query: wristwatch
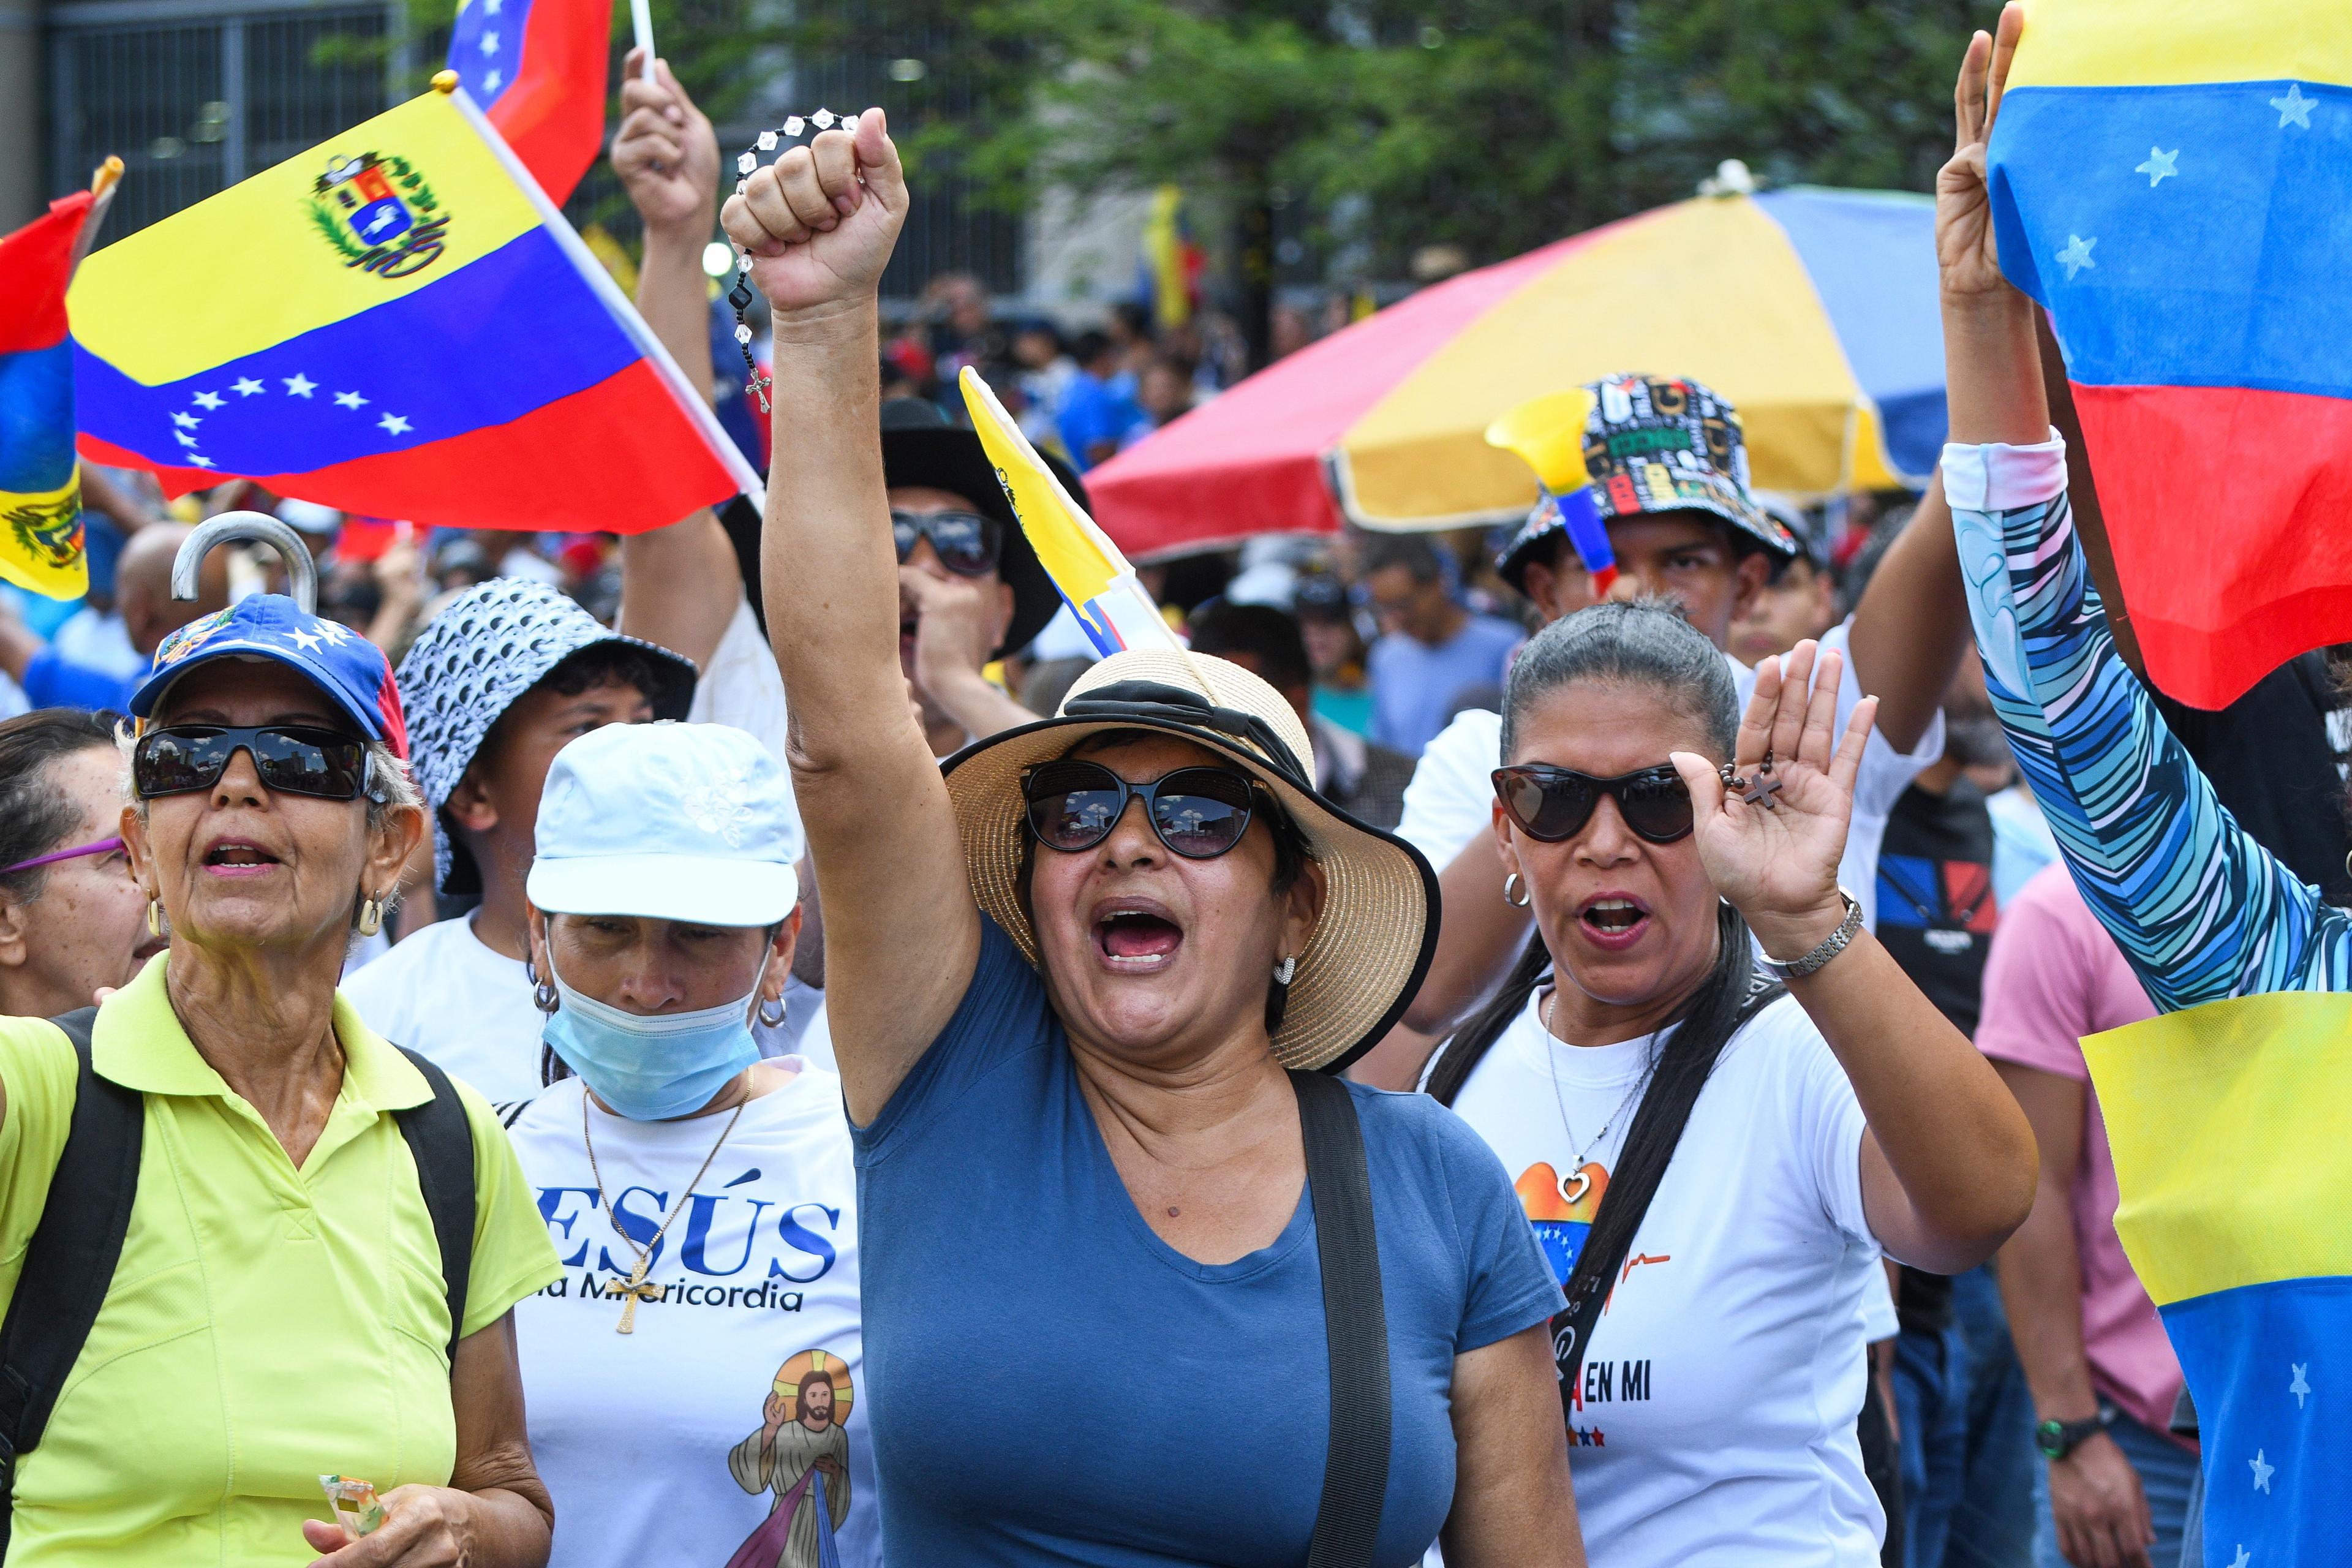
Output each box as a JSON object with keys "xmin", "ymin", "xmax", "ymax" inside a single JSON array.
[
  {"xmin": 2036, "ymin": 1412, "xmax": 2111, "ymax": 1461},
  {"xmin": 1756, "ymin": 889, "xmax": 1864, "ymax": 982}
]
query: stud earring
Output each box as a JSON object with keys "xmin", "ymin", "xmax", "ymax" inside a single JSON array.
[
  {"xmin": 1504, "ymin": 873, "xmax": 1531, "ymax": 908},
  {"xmin": 1273, "ymin": 955, "xmax": 1297, "ymax": 986}
]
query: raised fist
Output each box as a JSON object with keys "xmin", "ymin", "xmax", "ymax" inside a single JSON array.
[{"xmin": 720, "ymin": 110, "xmax": 909, "ymax": 322}]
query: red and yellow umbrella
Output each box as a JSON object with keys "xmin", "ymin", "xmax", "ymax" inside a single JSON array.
[{"xmin": 1088, "ymin": 186, "xmax": 1945, "ymax": 558}]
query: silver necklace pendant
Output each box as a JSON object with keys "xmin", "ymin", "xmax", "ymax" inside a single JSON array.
[{"xmin": 1558, "ymin": 1166, "xmax": 1593, "ymax": 1205}]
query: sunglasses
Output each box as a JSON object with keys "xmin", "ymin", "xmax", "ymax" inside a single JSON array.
[
  {"xmin": 1492, "ymin": 763, "xmax": 1696, "ymax": 845},
  {"xmin": 1022, "ymin": 761, "xmax": 1265, "ymax": 860},
  {"xmin": 892, "ymin": 509, "xmax": 1003, "ymax": 578},
  {"xmin": 132, "ymin": 725, "xmax": 374, "ymax": 802}
]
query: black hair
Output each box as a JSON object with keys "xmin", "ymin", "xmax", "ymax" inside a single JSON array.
[
  {"xmin": 1014, "ymin": 728, "xmax": 1313, "ymax": 1035},
  {"xmin": 1112, "ymin": 301, "xmax": 1153, "ymax": 341},
  {"xmin": 1186, "ymin": 601, "xmax": 1313, "ymax": 694},
  {"xmin": 1071, "ymin": 329, "xmax": 1116, "ymax": 369},
  {"xmin": 471, "ymin": 642, "xmax": 666, "ymax": 791},
  {"xmin": 0, "ymin": 709, "xmax": 124, "ymax": 902},
  {"xmin": 1424, "ymin": 602, "xmax": 1772, "ymax": 1299},
  {"xmin": 1360, "ymin": 533, "xmax": 1444, "ymax": 584}
]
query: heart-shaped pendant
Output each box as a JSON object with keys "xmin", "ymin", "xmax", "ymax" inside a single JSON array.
[{"xmin": 1558, "ymin": 1167, "xmax": 1591, "ymax": 1206}]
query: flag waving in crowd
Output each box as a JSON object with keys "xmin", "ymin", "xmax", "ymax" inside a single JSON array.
[
  {"xmin": 1988, "ymin": 1, "xmax": 2352, "ymax": 707},
  {"xmin": 445, "ymin": 0, "xmax": 612, "ymax": 205},
  {"xmin": 68, "ymin": 75, "xmax": 757, "ymax": 536},
  {"xmin": 0, "ymin": 173, "xmax": 114, "ymax": 599}
]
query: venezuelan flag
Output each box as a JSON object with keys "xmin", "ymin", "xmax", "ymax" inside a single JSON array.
[
  {"xmin": 0, "ymin": 189, "xmax": 106, "ymax": 598},
  {"xmin": 70, "ymin": 81, "xmax": 756, "ymax": 535},
  {"xmin": 447, "ymin": 0, "xmax": 611, "ymax": 205},
  {"xmin": 1988, "ymin": 4, "xmax": 2352, "ymax": 709},
  {"xmin": 958, "ymin": 366, "xmax": 1177, "ymax": 658},
  {"xmin": 2083, "ymin": 993, "xmax": 2352, "ymax": 1561}
]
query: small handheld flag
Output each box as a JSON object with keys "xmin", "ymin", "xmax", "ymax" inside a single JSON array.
[
  {"xmin": 1485, "ymin": 389, "xmax": 1617, "ymax": 596},
  {"xmin": 70, "ymin": 80, "xmax": 759, "ymax": 535},
  {"xmin": 959, "ymin": 366, "xmax": 1178, "ymax": 658},
  {"xmin": 0, "ymin": 161, "xmax": 119, "ymax": 600},
  {"xmin": 447, "ymin": 0, "xmax": 611, "ymax": 205}
]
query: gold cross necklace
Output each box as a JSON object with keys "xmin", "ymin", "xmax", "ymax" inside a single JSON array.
[{"xmin": 582, "ymin": 1083, "xmax": 747, "ymax": 1333}]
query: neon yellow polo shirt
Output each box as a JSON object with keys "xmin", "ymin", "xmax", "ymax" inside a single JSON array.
[{"xmin": 0, "ymin": 955, "xmax": 561, "ymax": 1564}]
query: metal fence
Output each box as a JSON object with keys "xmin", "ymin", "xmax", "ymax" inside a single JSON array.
[{"xmin": 48, "ymin": 1, "xmax": 393, "ymax": 239}]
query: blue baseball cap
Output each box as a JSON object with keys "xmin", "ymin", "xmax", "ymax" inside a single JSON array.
[
  {"xmin": 130, "ymin": 594, "xmax": 409, "ymax": 757},
  {"xmin": 526, "ymin": 722, "xmax": 801, "ymax": 927}
]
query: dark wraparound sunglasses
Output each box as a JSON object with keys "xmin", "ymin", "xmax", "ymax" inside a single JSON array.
[
  {"xmin": 133, "ymin": 725, "xmax": 374, "ymax": 802},
  {"xmin": 892, "ymin": 509, "xmax": 1003, "ymax": 578},
  {"xmin": 1022, "ymin": 760, "xmax": 1267, "ymax": 860},
  {"xmin": 1493, "ymin": 763, "xmax": 1696, "ymax": 845}
]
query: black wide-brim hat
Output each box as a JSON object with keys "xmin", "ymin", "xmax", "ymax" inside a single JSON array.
[{"xmin": 880, "ymin": 397, "xmax": 1074, "ymax": 658}]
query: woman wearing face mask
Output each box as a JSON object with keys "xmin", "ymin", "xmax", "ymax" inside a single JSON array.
[
  {"xmin": 499, "ymin": 720, "xmax": 877, "ymax": 1568},
  {"xmin": 1422, "ymin": 606, "xmax": 2036, "ymax": 1565}
]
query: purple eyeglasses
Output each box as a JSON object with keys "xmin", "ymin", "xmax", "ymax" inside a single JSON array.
[{"xmin": 0, "ymin": 837, "xmax": 126, "ymax": 878}]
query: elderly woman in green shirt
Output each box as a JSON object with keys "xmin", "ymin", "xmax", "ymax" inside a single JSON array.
[{"xmin": 0, "ymin": 593, "xmax": 560, "ymax": 1567}]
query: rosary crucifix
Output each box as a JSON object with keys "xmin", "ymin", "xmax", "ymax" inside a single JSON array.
[{"xmin": 1725, "ymin": 749, "xmax": 1782, "ymax": 809}]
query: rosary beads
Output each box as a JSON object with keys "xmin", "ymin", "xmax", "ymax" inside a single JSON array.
[{"xmin": 725, "ymin": 110, "xmax": 859, "ymax": 413}]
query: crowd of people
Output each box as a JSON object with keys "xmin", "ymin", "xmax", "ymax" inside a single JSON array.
[{"xmin": 0, "ymin": 7, "xmax": 2338, "ymax": 1566}]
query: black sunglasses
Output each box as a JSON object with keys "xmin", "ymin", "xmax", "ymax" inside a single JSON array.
[
  {"xmin": 892, "ymin": 509, "xmax": 1003, "ymax": 578},
  {"xmin": 1022, "ymin": 760, "xmax": 1265, "ymax": 860},
  {"xmin": 132, "ymin": 725, "xmax": 374, "ymax": 802},
  {"xmin": 1492, "ymin": 763, "xmax": 1695, "ymax": 845}
]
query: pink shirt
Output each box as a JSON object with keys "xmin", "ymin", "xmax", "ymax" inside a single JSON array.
[{"xmin": 1976, "ymin": 863, "xmax": 2185, "ymax": 1441}]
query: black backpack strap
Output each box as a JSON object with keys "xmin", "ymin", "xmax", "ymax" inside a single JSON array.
[
  {"xmin": 393, "ymin": 1049, "xmax": 475, "ymax": 1365},
  {"xmin": 0, "ymin": 1009, "xmax": 143, "ymax": 1560},
  {"xmin": 1291, "ymin": 1069, "xmax": 1390, "ymax": 1568}
]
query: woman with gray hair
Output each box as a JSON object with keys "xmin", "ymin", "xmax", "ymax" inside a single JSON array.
[
  {"xmin": 1422, "ymin": 603, "xmax": 2036, "ymax": 1565},
  {"xmin": 0, "ymin": 589, "xmax": 560, "ymax": 1567}
]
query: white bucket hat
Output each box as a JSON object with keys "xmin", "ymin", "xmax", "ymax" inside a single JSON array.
[{"xmin": 528, "ymin": 722, "xmax": 801, "ymax": 925}]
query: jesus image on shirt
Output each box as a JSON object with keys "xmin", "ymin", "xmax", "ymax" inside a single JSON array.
[{"xmin": 725, "ymin": 1350, "xmax": 852, "ymax": 1568}]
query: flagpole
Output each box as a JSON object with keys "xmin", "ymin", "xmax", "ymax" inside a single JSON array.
[
  {"xmin": 631, "ymin": 0, "xmax": 656, "ymax": 78},
  {"xmin": 434, "ymin": 74, "xmax": 769, "ymax": 513}
]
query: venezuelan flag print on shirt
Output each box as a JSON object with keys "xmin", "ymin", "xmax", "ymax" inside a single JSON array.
[
  {"xmin": 446, "ymin": 0, "xmax": 611, "ymax": 205},
  {"xmin": 2082, "ymin": 993, "xmax": 2352, "ymax": 1566},
  {"xmin": 0, "ymin": 190, "xmax": 99, "ymax": 598},
  {"xmin": 69, "ymin": 86, "xmax": 755, "ymax": 535},
  {"xmin": 1986, "ymin": 4, "xmax": 2352, "ymax": 709}
]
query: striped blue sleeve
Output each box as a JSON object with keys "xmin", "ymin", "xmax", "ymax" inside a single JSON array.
[{"xmin": 1946, "ymin": 437, "xmax": 2352, "ymax": 1008}]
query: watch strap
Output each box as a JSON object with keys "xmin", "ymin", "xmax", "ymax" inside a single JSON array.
[{"xmin": 2037, "ymin": 1412, "xmax": 2109, "ymax": 1460}]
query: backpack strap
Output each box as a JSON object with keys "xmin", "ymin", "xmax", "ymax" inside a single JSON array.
[
  {"xmin": 0, "ymin": 1009, "xmax": 143, "ymax": 1561},
  {"xmin": 392, "ymin": 1048, "xmax": 475, "ymax": 1365},
  {"xmin": 1291, "ymin": 1069, "xmax": 1390, "ymax": 1568}
]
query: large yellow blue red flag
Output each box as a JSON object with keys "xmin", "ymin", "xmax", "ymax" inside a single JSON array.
[
  {"xmin": 69, "ymin": 78, "xmax": 758, "ymax": 533},
  {"xmin": 2083, "ymin": 992, "xmax": 2352, "ymax": 1562},
  {"xmin": 445, "ymin": 0, "xmax": 611, "ymax": 205},
  {"xmin": 1988, "ymin": 3, "xmax": 2352, "ymax": 708},
  {"xmin": 958, "ymin": 366, "xmax": 1177, "ymax": 657},
  {"xmin": 0, "ymin": 190, "xmax": 102, "ymax": 597}
]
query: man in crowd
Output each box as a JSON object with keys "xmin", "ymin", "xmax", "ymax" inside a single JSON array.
[
  {"xmin": 1057, "ymin": 329, "xmax": 1147, "ymax": 470},
  {"xmin": 1359, "ymin": 533, "xmax": 1521, "ymax": 758},
  {"xmin": 1186, "ymin": 599, "xmax": 1415, "ymax": 829},
  {"xmin": 0, "ymin": 522, "xmax": 229, "ymax": 712}
]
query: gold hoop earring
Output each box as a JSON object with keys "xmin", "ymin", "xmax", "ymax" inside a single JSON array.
[
  {"xmin": 146, "ymin": 898, "xmax": 163, "ymax": 938},
  {"xmin": 356, "ymin": 895, "xmax": 383, "ymax": 937},
  {"xmin": 1503, "ymin": 873, "xmax": 1531, "ymax": 909}
]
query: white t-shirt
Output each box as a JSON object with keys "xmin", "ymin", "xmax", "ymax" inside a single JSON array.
[
  {"xmin": 1393, "ymin": 619, "xmax": 1940, "ymax": 931},
  {"xmin": 505, "ymin": 1071, "xmax": 878, "ymax": 1568},
  {"xmin": 1438, "ymin": 991, "xmax": 1883, "ymax": 1566},
  {"xmin": 688, "ymin": 598, "xmax": 796, "ymax": 779},
  {"xmin": 340, "ymin": 913, "xmax": 543, "ymax": 1101}
]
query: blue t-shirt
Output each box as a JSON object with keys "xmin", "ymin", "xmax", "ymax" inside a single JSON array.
[
  {"xmin": 19, "ymin": 646, "xmax": 134, "ymax": 714},
  {"xmin": 1057, "ymin": 374, "xmax": 1147, "ymax": 471},
  {"xmin": 1366, "ymin": 615, "xmax": 1523, "ymax": 757},
  {"xmin": 852, "ymin": 919, "xmax": 1559, "ymax": 1567}
]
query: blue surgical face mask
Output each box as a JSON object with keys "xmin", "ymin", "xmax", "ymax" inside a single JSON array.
[{"xmin": 540, "ymin": 946, "xmax": 764, "ymax": 1121}]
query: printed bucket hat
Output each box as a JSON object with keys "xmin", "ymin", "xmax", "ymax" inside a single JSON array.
[
  {"xmin": 398, "ymin": 578, "xmax": 696, "ymax": 894},
  {"xmin": 1579, "ymin": 374, "xmax": 1797, "ymax": 558}
]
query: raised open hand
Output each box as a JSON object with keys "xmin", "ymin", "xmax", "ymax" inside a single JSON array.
[
  {"xmin": 613, "ymin": 51, "xmax": 719, "ymax": 239},
  {"xmin": 720, "ymin": 110, "xmax": 909, "ymax": 323},
  {"xmin": 1668, "ymin": 640, "xmax": 1875, "ymax": 960},
  {"xmin": 1936, "ymin": 1, "xmax": 2024, "ymax": 301}
]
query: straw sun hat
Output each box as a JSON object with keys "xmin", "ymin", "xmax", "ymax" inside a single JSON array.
[{"xmin": 941, "ymin": 646, "xmax": 1438, "ymax": 1074}]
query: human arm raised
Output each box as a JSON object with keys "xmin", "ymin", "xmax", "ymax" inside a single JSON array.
[
  {"xmin": 299, "ymin": 1313, "xmax": 552, "ymax": 1567},
  {"xmin": 722, "ymin": 114, "xmax": 979, "ymax": 1124},
  {"xmin": 611, "ymin": 49, "xmax": 746, "ymax": 673},
  {"xmin": 1670, "ymin": 641, "xmax": 2037, "ymax": 1272}
]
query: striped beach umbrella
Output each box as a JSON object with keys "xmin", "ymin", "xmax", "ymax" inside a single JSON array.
[{"xmin": 1088, "ymin": 185, "xmax": 1944, "ymax": 559}]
